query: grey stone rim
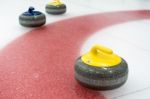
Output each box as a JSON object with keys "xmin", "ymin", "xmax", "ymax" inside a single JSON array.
[
  {"xmin": 19, "ymin": 19, "xmax": 46, "ymax": 27},
  {"xmin": 45, "ymin": 4, "xmax": 66, "ymax": 14},
  {"xmin": 46, "ymin": 8, "xmax": 66, "ymax": 14},
  {"xmin": 74, "ymin": 57, "xmax": 128, "ymax": 90},
  {"xmin": 19, "ymin": 14, "xmax": 46, "ymax": 27},
  {"xmin": 75, "ymin": 72, "xmax": 128, "ymax": 90}
]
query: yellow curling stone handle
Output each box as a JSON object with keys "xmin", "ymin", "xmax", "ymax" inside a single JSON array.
[
  {"xmin": 48, "ymin": 0, "xmax": 63, "ymax": 6},
  {"xmin": 81, "ymin": 45, "xmax": 121, "ymax": 67}
]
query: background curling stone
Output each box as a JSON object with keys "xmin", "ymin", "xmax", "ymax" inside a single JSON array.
[
  {"xmin": 19, "ymin": 7, "xmax": 46, "ymax": 27},
  {"xmin": 45, "ymin": 0, "xmax": 66, "ymax": 15},
  {"xmin": 75, "ymin": 45, "xmax": 128, "ymax": 90}
]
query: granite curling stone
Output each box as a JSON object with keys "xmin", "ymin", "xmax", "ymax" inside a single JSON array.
[
  {"xmin": 45, "ymin": 0, "xmax": 66, "ymax": 15},
  {"xmin": 19, "ymin": 7, "xmax": 46, "ymax": 27},
  {"xmin": 75, "ymin": 45, "xmax": 128, "ymax": 90}
]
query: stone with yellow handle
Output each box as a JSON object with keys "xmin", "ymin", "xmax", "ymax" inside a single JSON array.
[
  {"xmin": 74, "ymin": 44, "xmax": 128, "ymax": 90},
  {"xmin": 45, "ymin": 0, "xmax": 66, "ymax": 15}
]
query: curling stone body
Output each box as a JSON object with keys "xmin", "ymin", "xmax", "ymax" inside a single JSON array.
[
  {"xmin": 74, "ymin": 45, "xmax": 128, "ymax": 90},
  {"xmin": 19, "ymin": 7, "xmax": 46, "ymax": 27},
  {"xmin": 45, "ymin": 0, "xmax": 66, "ymax": 15}
]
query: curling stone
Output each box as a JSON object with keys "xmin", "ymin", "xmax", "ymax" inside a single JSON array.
[
  {"xmin": 19, "ymin": 7, "xmax": 46, "ymax": 27},
  {"xmin": 74, "ymin": 45, "xmax": 128, "ymax": 90},
  {"xmin": 45, "ymin": 0, "xmax": 66, "ymax": 15}
]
